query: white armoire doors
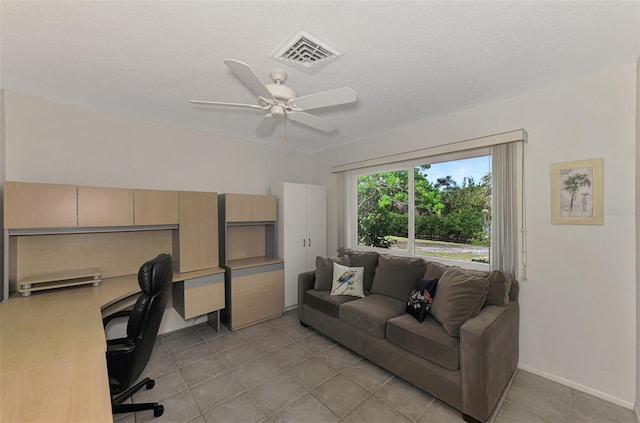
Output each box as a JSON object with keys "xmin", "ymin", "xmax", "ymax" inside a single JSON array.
[{"xmin": 271, "ymin": 183, "xmax": 326, "ymax": 308}]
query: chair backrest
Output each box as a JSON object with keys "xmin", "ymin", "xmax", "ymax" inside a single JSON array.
[{"xmin": 120, "ymin": 253, "xmax": 173, "ymax": 388}]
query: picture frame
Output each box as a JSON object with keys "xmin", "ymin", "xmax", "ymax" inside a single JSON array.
[{"xmin": 551, "ymin": 158, "xmax": 603, "ymax": 225}]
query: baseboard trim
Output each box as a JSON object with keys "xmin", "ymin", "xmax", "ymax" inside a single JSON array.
[
  {"xmin": 517, "ymin": 364, "xmax": 634, "ymax": 410},
  {"xmin": 634, "ymin": 405, "xmax": 639, "ymax": 423}
]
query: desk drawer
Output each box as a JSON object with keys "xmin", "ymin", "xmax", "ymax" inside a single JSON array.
[{"xmin": 173, "ymin": 274, "xmax": 225, "ymax": 320}]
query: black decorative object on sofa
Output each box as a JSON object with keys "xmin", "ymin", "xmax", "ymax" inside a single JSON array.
[{"xmin": 406, "ymin": 277, "xmax": 438, "ymax": 322}]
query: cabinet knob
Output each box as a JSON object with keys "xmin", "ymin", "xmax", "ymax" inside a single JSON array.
[
  {"xmin": 308, "ymin": 238, "xmax": 311, "ymax": 247},
  {"xmin": 303, "ymin": 238, "xmax": 306, "ymax": 247}
]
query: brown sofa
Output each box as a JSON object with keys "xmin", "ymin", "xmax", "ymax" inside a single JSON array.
[{"xmin": 297, "ymin": 249, "xmax": 519, "ymax": 423}]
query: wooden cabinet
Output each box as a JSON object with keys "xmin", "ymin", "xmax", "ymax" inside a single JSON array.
[
  {"xmin": 4, "ymin": 182, "xmax": 77, "ymax": 228},
  {"xmin": 173, "ymin": 272, "xmax": 225, "ymax": 320},
  {"xmin": 219, "ymin": 193, "xmax": 283, "ymax": 330},
  {"xmin": 224, "ymin": 193, "xmax": 277, "ymax": 222},
  {"xmin": 134, "ymin": 189, "xmax": 179, "ymax": 225},
  {"xmin": 224, "ymin": 262, "xmax": 284, "ymax": 330},
  {"xmin": 174, "ymin": 191, "xmax": 218, "ymax": 273},
  {"xmin": 271, "ymin": 183, "xmax": 326, "ymax": 308},
  {"xmin": 78, "ymin": 186, "xmax": 133, "ymax": 227}
]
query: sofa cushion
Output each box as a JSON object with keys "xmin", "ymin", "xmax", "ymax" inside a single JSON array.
[
  {"xmin": 337, "ymin": 248, "xmax": 379, "ymax": 291},
  {"xmin": 304, "ymin": 289, "xmax": 361, "ymax": 318},
  {"xmin": 339, "ymin": 294, "xmax": 406, "ymax": 338},
  {"xmin": 387, "ymin": 314, "xmax": 461, "ymax": 370},
  {"xmin": 370, "ymin": 254, "xmax": 426, "ymax": 302},
  {"xmin": 331, "ymin": 262, "xmax": 365, "ymax": 297},
  {"xmin": 406, "ymin": 277, "xmax": 438, "ymax": 323},
  {"xmin": 315, "ymin": 256, "xmax": 351, "ymax": 291},
  {"xmin": 425, "ymin": 261, "xmax": 512, "ymax": 306},
  {"xmin": 430, "ymin": 267, "xmax": 490, "ymax": 337}
]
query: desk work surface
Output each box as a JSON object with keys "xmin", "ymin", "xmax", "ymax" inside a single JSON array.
[{"xmin": 0, "ymin": 267, "xmax": 223, "ymax": 423}]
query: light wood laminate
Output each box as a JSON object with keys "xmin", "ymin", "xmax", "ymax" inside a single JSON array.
[
  {"xmin": 176, "ymin": 191, "xmax": 218, "ymax": 272},
  {"xmin": 225, "ymin": 193, "xmax": 253, "ymax": 222},
  {"xmin": 182, "ymin": 282, "xmax": 225, "ymax": 320},
  {"xmin": 227, "ymin": 225, "xmax": 266, "ymax": 260},
  {"xmin": 4, "ymin": 181, "xmax": 78, "ymax": 228},
  {"xmin": 11, "ymin": 230, "xmax": 172, "ymax": 291},
  {"xmin": 134, "ymin": 189, "xmax": 179, "ymax": 225},
  {"xmin": 77, "ymin": 186, "xmax": 134, "ymax": 227},
  {"xmin": 231, "ymin": 269, "xmax": 284, "ymax": 330},
  {"xmin": 227, "ymin": 256, "xmax": 284, "ymax": 270},
  {"xmin": 252, "ymin": 195, "xmax": 277, "ymax": 221}
]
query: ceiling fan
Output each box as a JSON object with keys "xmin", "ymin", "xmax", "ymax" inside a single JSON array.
[{"xmin": 190, "ymin": 59, "xmax": 357, "ymax": 134}]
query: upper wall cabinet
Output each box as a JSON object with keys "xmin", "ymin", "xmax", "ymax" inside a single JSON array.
[
  {"xmin": 225, "ymin": 194, "xmax": 277, "ymax": 222},
  {"xmin": 175, "ymin": 191, "xmax": 218, "ymax": 273},
  {"xmin": 134, "ymin": 189, "xmax": 179, "ymax": 226},
  {"xmin": 78, "ymin": 186, "xmax": 134, "ymax": 227},
  {"xmin": 4, "ymin": 182, "xmax": 78, "ymax": 229}
]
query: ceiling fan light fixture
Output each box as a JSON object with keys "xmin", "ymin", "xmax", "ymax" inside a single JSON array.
[
  {"xmin": 270, "ymin": 105, "xmax": 285, "ymax": 118},
  {"xmin": 272, "ymin": 27, "xmax": 343, "ymax": 75}
]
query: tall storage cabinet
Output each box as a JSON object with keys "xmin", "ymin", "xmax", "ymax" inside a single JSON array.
[
  {"xmin": 271, "ymin": 183, "xmax": 326, "ymax": 308},
  {"xmin": 219, "ymin": 194, "xmax": 284, "ymax": 331}
]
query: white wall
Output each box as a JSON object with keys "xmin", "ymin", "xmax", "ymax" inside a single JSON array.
[
  {"xmin": 1, "ymin": 90, "xmax": 6, "ymax": 301},
  {"xmin": 4, "ymin": 91, "xmax": 310, "ymax": 194},
  {"xmin": 311, "ymin": 63, "xmax": 637, "ymax": 406},
  {"xmin": 3, "ymin": 90, "xmax": 312, "ymax": 333}
]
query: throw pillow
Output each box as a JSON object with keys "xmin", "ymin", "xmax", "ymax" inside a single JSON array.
[
  {"xmin": 337, "ymin": 247, "xmax": 379, "ymax": 291},
  {"xmin": 406, "ymin": 278, "xmax": 438, "ymax": 322},
  {"xmin": 315, "ymin": 256, "xmax": 351, "ymax": 291},
  {"xmin": 430, "ymin": 267, "xmax": 490, "ymax": 337},
  {"xmin": 370, "ymin": 254, "xmax": 426, "ymax": 302},
  {"xmin": 331, "ymin": 262, "xmax": 365, "ymax": 297}
]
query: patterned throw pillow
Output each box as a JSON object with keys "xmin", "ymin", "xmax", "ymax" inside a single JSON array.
[
  {"xmin": 331, "ymin": 262, "xmax": 365, "ymax": 297},
  {"xmin": 406, "ymin": 278, "xmax": 439, "ymax": 322}
]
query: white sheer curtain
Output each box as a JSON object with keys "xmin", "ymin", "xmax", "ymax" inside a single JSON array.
[{"xmin": 491, "ymin": 142, "xmax": 519, "ymax": 277}]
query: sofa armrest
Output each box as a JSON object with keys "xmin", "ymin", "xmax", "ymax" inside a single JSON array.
[
  {"xmin": 297, "ymin": 270, "xmax": 316, "ymax": 322},
  {"xmin": 460, "ymin": 301, "xmax": 519, "ymax": 422}
]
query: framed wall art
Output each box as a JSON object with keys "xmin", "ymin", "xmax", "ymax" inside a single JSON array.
[{"xmin": 551, "ymin": 158, "xmax": 603, "ymax": 225}]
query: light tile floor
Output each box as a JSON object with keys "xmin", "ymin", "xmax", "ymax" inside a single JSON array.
[{"xmin": 113, "ymin": 311, "xmax": 635, "ymax": 423}]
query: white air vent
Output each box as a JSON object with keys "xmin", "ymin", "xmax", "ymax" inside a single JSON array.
[{"xmin": 272, "ymin": 29, "xmax": 343, "ymax": 75}]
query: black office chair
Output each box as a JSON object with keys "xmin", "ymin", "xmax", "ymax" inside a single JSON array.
[{"xmin": 103, "ymin": 253, "xmax": 173, "ymax": 418}]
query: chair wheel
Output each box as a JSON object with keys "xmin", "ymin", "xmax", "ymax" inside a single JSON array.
[
  {"xmin": 154, "ymin": 405, "xmax": 164, "ymax": 417},
  {"xmin": 145, "ymin": 379, "xmax": 155, "ymax": 390}
]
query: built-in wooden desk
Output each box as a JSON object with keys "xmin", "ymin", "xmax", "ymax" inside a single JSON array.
[{"xmin": 0, "ymin": 268, "xmax": 223, "ymax": 423}]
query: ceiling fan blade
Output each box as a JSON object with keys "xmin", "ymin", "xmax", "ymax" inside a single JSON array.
[
  {"xmin": 289, "ymin": 112, "xmax": 338, "ymax": 133},
  {"xmin": 189, "ymin": 100, "xmax": 265, "ymax": 110},
  {"xmin": 290, "ymin": 87, "xmax": 357, "ymax": 111},
  {"xmin": 224, "ymin": 59, "xmax": 273, "ymax": 100},
  {"xmin": 256, "ymin": 114, "xmax": 279, "ymax": 134}
]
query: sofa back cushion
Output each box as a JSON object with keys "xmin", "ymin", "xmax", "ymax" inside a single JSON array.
[
  {"xmin": 315, "ymin": 256, "xmax": 351, "ymax": 291},
  {"xmin": 425, "ymin": 261, "xmax": 513, "ymax": 306},
  {"xmin": 370, "ymin": 254, "xmax": 426, "ymax": 302},
  {"xmin": 337, "ymin": 248, "xmax": 379, "ymax": 291},
  {"xmin": 430, "ymin": 266, "xmax": 490, "ymax": 337}
]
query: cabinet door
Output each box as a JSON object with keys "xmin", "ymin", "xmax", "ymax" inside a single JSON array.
[
  {"xmin": 4, "ymin": 182, "xmax": 77, "ymax": 228},
  {"xmin": 252, "ymin": 195, "xmax": 277, "ymax": 221},
  {"xmin": 177, "ymin": 191, "xmax": 218, "ymax": 272},
  {"xmin": 231, "ymin": 269, "xmax": 283, "ymax": 330},
  {"xmin": 225, "ymin": 194, "xmax": 253, "ymax": 222},
  {"xmin": 282, "ymin": 183, "xmax": 308, "ymax": 308},
  {"xmin": 77, "ymin": 187, "xmax": 133, "ymax": 227},
  {"xmin": 134, "ymin": 189, "xmax": 179, "ymax": 225},
  {"xmin": 305, "ymin": 185, "xmax": 327, "ymax": 268}
]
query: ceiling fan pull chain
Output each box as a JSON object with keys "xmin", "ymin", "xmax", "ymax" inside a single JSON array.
[{"xmin": 283, "ymin": 115, "xmax": 288, "ymax": 147}]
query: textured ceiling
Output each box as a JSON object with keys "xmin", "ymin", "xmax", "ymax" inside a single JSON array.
[{"xmin": 1, "ymin": 1, "xmax": 638, "ymax": 153}]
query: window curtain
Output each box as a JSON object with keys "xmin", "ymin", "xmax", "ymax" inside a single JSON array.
[{"xmin": 491, "ymin": 142, "xmax": 519, "ymax": 276}]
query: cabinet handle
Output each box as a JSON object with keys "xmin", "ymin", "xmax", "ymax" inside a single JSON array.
[
  {"xmin": 308, "ymin": 238, "xmax": 311, "ymax": 247},
  {"xmin": 303, "ymin": 238, "xmax": 306, "ymax": 247}
]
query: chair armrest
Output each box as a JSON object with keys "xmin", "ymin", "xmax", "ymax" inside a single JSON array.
[
  {"xmin": 103, "ymin": 309, "xmax": 132, "ymax": 328},
  {"xmin": 297, "ymin": 270, "xmax": 316, "ymax": 322},
  {"xmin": 106, "ymin": 341, "xmax": 135, "ymax": 355},
  {"xmin": 460, "ymin": 301, "xmax": 520, "ymax": 422}
]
